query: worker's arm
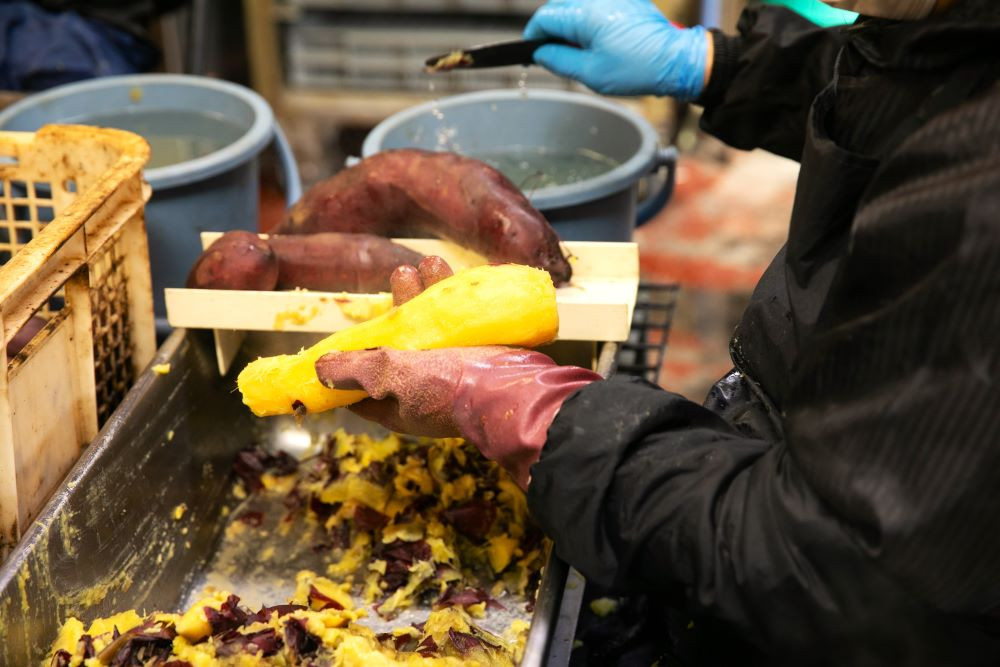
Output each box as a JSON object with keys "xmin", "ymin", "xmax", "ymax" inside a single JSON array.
[
  {"xmin": 528, "ymin": 377, "xmax": 887, "ymax": 657},
  {"xmin": 531, "ymin": 362, "xmax": 998, "ymax": 661},
  {"xmin": 697, "ymin": 6, "xmax": 845, "ymax": 160}
]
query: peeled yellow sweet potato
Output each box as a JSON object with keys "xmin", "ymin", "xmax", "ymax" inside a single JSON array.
[{"xmin": 237, "ymin": 263, "xmax": 558, "ymax": 417}]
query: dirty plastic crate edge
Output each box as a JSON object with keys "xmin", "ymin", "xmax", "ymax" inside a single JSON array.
[{"xmin": 0, "ymin": 124, "xmax": 156, "ymax": 562}]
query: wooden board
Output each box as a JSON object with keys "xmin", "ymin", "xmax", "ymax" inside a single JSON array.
[{"xmin": 165, "ymin": 235, "xmax": 638, "ymax": 374}]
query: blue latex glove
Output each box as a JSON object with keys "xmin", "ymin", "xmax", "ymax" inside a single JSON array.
[{"xmin": 523, "ymin": 0, "xmax": 709, "ymax": 100}]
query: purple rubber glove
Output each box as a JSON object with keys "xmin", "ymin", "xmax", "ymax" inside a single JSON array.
[
  {"xmin": 523, "ymin": 0, "xmax": 709, "ymax": 100},
  {"xmin": 316, "ymin": 346, "xmax": 600, "ymax": 489}
]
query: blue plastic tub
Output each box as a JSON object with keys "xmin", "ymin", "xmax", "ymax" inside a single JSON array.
[
  {"xmin": 0, "ymin": 74, "xmax": 302, "ymax": 334},
  {"xmin": 362, "ymin": 89, "xmax": 675, "ymax": 242}
]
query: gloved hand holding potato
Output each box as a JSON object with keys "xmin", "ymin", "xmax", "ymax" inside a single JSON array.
[{"xmin": 314, "ymin": 258, "xmax": 601, "ymax": 489}]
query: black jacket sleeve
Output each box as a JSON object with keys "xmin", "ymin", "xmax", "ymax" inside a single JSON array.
[
  {"xmin": 529, "ymin": 378, "xmax": 930, "ymax": 662},
  {"xmin": 527, "ymin": 87, "xmax": 1000, "ymax": 665},
  {"xmin": 697, "ymin": 7, "xmax": 845, "ymax": 161}
]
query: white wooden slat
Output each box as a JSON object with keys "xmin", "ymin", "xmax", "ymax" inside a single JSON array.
[{"xmin": 169, "ymin": 236, "xmax": 639, "ymax": 374}]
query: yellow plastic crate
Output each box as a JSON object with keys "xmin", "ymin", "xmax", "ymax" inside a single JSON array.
[{"xmin": 0, "ymin": 125, "xmax": 155, "ymax": 560}]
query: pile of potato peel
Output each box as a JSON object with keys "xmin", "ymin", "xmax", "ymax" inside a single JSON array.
[{"xmin": 47, "ymin": 431, "xmax": 545, "ymax": 666}]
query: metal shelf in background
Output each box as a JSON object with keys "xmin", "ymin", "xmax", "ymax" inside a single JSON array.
[{"xmin": 615, "ymin": 282, "xmax": 680, "ymax": 385}]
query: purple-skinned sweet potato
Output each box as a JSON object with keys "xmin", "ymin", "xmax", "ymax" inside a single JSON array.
[
  {"xmin": 186, "ymin": 230, "xmax": 279, "ymax": 291},
  {"xmin": 186, "ymin": 230, "xmax": 424, "ymax": 293},
  {"xmin": 277, "ymin": 149, "xmax": 572, "ymax": 284},
  {"xmin": 389, "ymin": 256, "xmax": 455, "ymax": 306},
  {"xmin": 5, "ymin": 315, "xmax": 47, "ymax": 359},
  {"xmin": 268, "ymin": 233, "xmax": 424, "ymax": 292}
]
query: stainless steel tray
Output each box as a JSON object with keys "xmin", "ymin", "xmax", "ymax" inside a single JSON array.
[{"xmin": 0, "ymin": 329, "xmax": 608, "ymax": 665}]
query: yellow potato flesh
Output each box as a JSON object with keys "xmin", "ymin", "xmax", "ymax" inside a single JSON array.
[{"xmin": 237, "ymin": 263, "xmax": 558, "ymax": 417}]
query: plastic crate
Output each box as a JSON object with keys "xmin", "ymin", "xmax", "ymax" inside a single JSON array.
[{"xmin": 0, "ymin": 125, "xmax": 155, "ymax": 560}]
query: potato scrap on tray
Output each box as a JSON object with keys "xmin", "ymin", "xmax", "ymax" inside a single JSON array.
[
  {"xmin": 49, "ymin": 597, "xmax": 522, "ymax": 666},
  {"xmin": 228, "ymin": 431, "xmax": 547, "ymax": 621},
  {"xmin": 48, "ymin": 431, "xmax": 544, "ymax": 666}
]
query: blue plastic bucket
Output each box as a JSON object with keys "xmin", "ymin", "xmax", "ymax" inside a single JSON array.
[
  {"xmin": 362, "ymin": 89, "xmax": 674, "ymax": 242},
  {"xmin": 0, "ymin": 74, "xmax": 302, "ymax": 334}
]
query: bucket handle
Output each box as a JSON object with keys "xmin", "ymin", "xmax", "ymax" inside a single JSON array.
[
  {"xmin": 273, "ymin": 123, "xmax": 303, "ymax": 206},
  {"xmin": 636, "ymin": 146, "xmax": 677, "ymax": 227}
]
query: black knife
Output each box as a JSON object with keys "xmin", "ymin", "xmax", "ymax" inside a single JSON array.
[{"xmin": 424, "ymin": 38, "xmax": 574, "ymax": 72}]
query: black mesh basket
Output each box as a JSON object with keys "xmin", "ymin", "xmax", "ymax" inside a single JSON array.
[{"xmin": 614, "ymin": 282, "xmax": 680, "ymax": 385}]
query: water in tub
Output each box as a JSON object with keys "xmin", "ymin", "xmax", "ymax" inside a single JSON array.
[
  {"xmin": 472, "ymin": 146, "xmax": 620, "ymax": 191},
  {"xmin": 77, "ymin": 109, "xmax": 246, "ymax": 169},
  {"xmin": 421, "ymin": 69, "xmax": 620, "ymax": 192}
]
